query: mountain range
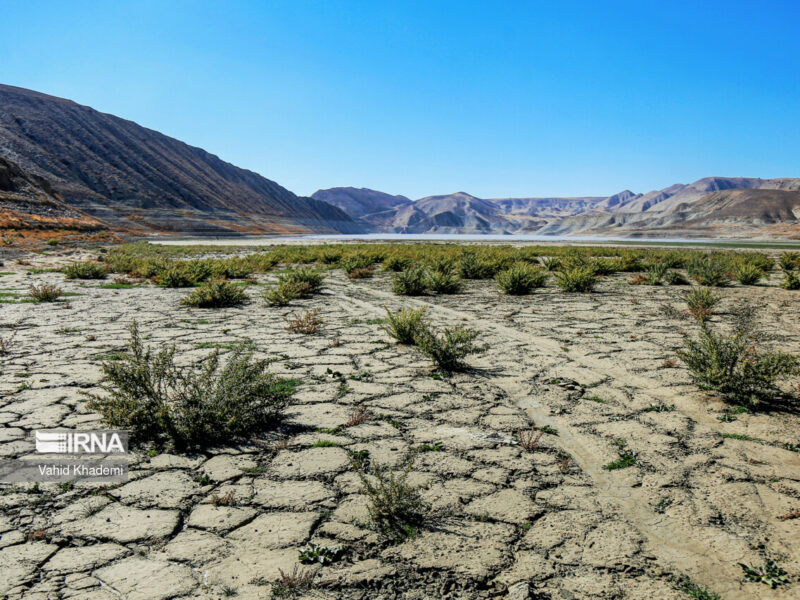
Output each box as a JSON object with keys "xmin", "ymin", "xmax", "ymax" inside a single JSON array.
[
  {"xmin": 2, "ymin": 83, "xmax": 799, "ymax": 240},
  {"xmin": 312, "ymin": 178, "xmax": 800, "ymax": 239}
]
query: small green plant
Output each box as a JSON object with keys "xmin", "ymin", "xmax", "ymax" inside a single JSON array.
[
  {"xmin": 426, "ymin": 270, "xmax": 462, "ymax": 294},
  {"xmin": 418, "ymin": 442, "xmax": 443, "ymax": 452},
  {"xmin": 733, "ymin": 262, "xmax": 763, "ymax": 285},
  {"xmin": 458, "ymin": 251, "xmax": 501, "ymax": 279},
  {"xmin": 540, "ymin": 257, "xmax": 562, "ymax": 271},
  {"xmin": 391, "ymin": 267, "xmax": 429, "ymax": 296},
  {"xmin": 382, "ymin": 306, "xmax": 428, "ymax": 344},
  {"xmin": 413, "ymin": 323, "xmax": 482, "ymax": 372},
  {"xmin": 677, "ymin": 576, "xmax": 722, "ymax": 600},
  {"xmin": 779, "ymin": 252, "xmax": 800, "ymax": 271},
  {"xmin": 782, "ymin": 270, "xmax": 800, "ymax": 290},
  {"xmin": 664, "ymin": 270, "xmax": 689, "ymax": 285},
  {"xmin": 28, "ymin": 283, "xmax": 62, "ymax": 302},
  {"xmin": 298, "ymin": 542, "xmax": 343, "ymax": 565},
  {"xmin": 383, "ymin": 256, "xmax": 412, "ymax": 272},
  {"xmin": 603, "ymin": 450, "xmax": 638, "ymax": 470},
  {"xmin": 686, "ymin": 287, "xmax": 720, "ymax": 322},
  {"xmin": 352, "ymin": 457, "xmax": 426, "ymax": 543},
  {"xmin": 182, "ymin": 278, "xmax": 247, "ymax": 308},
  {"xmin": 687, "ymin": 257, "xmax": 730, "ymax": 287},
  {"xmin": 555, "ymin": 266, "xmax": 596, "ymax": 293},
  {"xmin": 739, "ymin": 559, "xmax": 788, "ymax": 589},
  {"xmin": 156, "ymin": 262, "xmax": 208, "ymax": 288},
  {"xmin": 496, "ymin": 263, "xmax": 548, "ymax": 295},
  {"xmin": 63, "ymin": 261, "xmax": 107, "ymax": 280},
  {"xmin": 86, "ymin": 321, "xmax": 295, "ymax": 449},
  {"xmin": 644, "ymin": 262, "xmax": 668, "ymax": 285},
  {"xmin": 677, "ymin": 322, "xmax": 799, "ymax": 408}
]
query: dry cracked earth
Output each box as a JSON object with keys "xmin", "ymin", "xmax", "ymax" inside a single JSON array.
[{"xmin": 1, "ymin": 247, "xmax": 800, "ymax": 600}]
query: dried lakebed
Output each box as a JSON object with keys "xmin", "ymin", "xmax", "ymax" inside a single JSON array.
[{"xmin": 1, "ymin": 255, "xmax": 799, "ymax": 599}]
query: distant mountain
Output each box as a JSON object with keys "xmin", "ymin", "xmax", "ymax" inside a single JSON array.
[
  {"xmin": 311, "ymin": 187, "xmax": 411, "ymax": 219},
  {"xmin": 0, "ymin": 84, "xmax": 363, "ymax": 234}
]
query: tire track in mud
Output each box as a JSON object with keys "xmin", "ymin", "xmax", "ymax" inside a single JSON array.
[{"xmin": 332, "ymin": 277, "xmax": 781, "ymax": 599}]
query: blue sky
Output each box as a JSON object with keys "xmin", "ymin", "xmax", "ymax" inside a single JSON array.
[{"xmin": 2, "ymin": 1, "xmax": 799, "ymax": 199}]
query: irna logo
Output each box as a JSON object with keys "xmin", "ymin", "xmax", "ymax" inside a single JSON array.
[{"xmin": 35, "ymin": 430, "xmax": 128, "ymax": 454}]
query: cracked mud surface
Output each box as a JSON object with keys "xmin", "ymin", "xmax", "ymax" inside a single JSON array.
[{"xmin": 1, "ymin": 248, "xmax": 799, "ymax": 599}]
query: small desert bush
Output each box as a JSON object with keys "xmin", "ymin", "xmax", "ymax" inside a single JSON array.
[
  {"xmin": 157, "ymin": 262, "xmax": 207, "ymax": 288},
  {"xmin": 209, "ymin": 257, "xmax": 253, "ymax": 279},
  {"xmin": 383, "ymin": 306, "xmax": 427, "ymax": 344},
  {"xmin": 426, "ymin": 270, "xmax": 462, "ymax": 294},
  {"xmin": 264, "ymin": 269, "xmax": 324, "ymax": 305},
  {"xmin": 347, "ymin": 266, "xmax": 375, "ymax": 280},
  {"xmin": 285, "ymin": 308, "xmax": 323, "ymax": 334},
  {"xmin": 383, "ymin": 256, "xmax": 412, "ymax": 272},
  {"xmin": 458, "ymin": 251, "xmax": 501, "ymax": 279},
  {"xmin": 779, "ymin": 252, "xmax": 800, "ymax": 272},
  {"xmin": 181, "ymin": 278, "xmax": 247, "ymax": 308},
  {"xmin": 540, "ymin": 257, "xmax": 562, "ymax": 271},
  {"xmin": 426, "ymin": 256, "xmax": 456, "ymax": 274},
  {"xmin": 686, "ymin": 287, "xmax": 720, "ymax": 322},
  {"xmin": 664, "ymin": 270, "xmax": 689, "ymax": 285},
  {"xmin": 496, "ymin": 263, "xmax": 547, "ymax": 295},
  {"xmin": 28, "ymin": 283, "xmax": 62, "ymax": 302},
  {"xmin": 687, "ymin": 256, "xmax": 730, "ymax": 287},
  {"xmin": 644, "ymin": 262, "xmax": 668, "ymax": 285},
  {"xmin": 677, "ymin": 322, "xmax": 799, "ymax": 408},
  {"xmin": 341, "ymin": 255, "xmax": 375, "ymax": 275},
  {"xmin": 86, "ymin": 322, "xmax": 295, "ymax": 448},
  {"xmin": 413, "ymin": 323, "xmax": 482, "ymax": 372},
  {"xmin": 63, "ymin": 261, "xmax": 107, "ymax": 280},
  {"xmin": 391, "ymin": 267, "xmax": 428, "ymax": 296},
  {"xmin": 555, "ymin": 266, "xmax": 597, "ymax": 293},
  {"xmin": 733, "ymin": 262, "xmax": 763, "ymax": 285},
  {"xmin": 353, "ymin": 457, "xmax": 426, "ymax": 542},
  {"xmin": 782, "ymin": 271, "xmax": 800, "ymax": 290}
]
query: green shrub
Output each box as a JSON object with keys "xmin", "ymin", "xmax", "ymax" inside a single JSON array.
[
  {"xmin": 644, "ymin": 262, "xmax": 668, "ymax": 285},
  {"xmin": 383, "ymin": 256, "xmax": 412, "ymax": 272},
  {"xmin": 413, "ymin": 323, "xmax": 482, "ymax": 372},
  {"xmin": 63, "ymin": 261, "xmax": 107, "ymax": 280},
  {"xmin": 392, "ymin": 267, "xmax": 429, "ymax": 296},
  {"xmin": 352, "ymin": 457, "xmax": 426, "ymax": 543},
  {"xmin": 427, "ymin": 256, "xmax": 456, "ymax": 274},
  {"xmin": 779, "ymin": 252, "xmax": 800, "ymax": 271},
  {"xmin": 733, "ymin": 262, "xmax": 763, "ymax": 285},
  {"xmin": 426, "ymin": 270, "xmax": 462, "ymax": 294},
  {"xmin": 383, "ymin": 307, "xmax": 428, "ymax": 344},
  {"xmin": 687, "ymin": 256, "xmax": 730, "ymax": 287},
  {"xmin": 555, "ymin": 266, "xmax": 597, "ymax": 293},
  {"xmin": 540, "ymin": 257, "xmax": 562, "ymax": 271},
  {"xmin": 677, "ymin": 323, "xmax": 799, "ymax": 408},
  {"xmin": 181, "ymin": 278, "xmax": 248, "ymax": 308},
  {"xmin": 86, "ymin": 322, "xmax": 295, "ymax": 448},
  {"xmin": 283, "ymin": 268, "xmax": 325, "ymax": 293},
  {"xmin": 686, "ymin": 287, "xmax": 720, "ymax": 322},
  {"xmin": 664, "ymin": 270, "xmax": 689, "ymax": 285},
  {"xmin": 157, "ymin": 262, "xmax": 207, "ymax": 288},
  {"xmin": 29, "ymin": 283, "xmax": 62, "ymax": 302},
  {"xmin": 458, "ymin": 252, "xmax": 501, "ymax": 279},
  {"xmin": 782, "ymin": 271, "xmax": 800, "ymax": 290},
  {"xmin": 341, "ymin": 255, "xmax": 375, "ymax": 275},
  {"xmin": 496, "ymin": 264, "xmax": 547, "ymax": 295}
]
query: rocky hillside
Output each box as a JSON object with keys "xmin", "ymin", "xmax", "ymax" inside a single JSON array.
[
  {"xmin": 0, "ymin": 84, "xmax": 363, "ymax": 235},
  {"xmin": 311, "ymin": 187, "xmax": 411, "ymax": 219}
]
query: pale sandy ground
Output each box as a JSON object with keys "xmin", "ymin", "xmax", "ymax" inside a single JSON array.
[{"xmin": 1, "ymin": 247, "xmax": 799, "ymax": 599}]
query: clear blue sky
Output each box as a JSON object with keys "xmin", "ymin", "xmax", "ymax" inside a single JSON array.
[{"xmin": 2, "ymin": 0, "xmax": 798, "ymax": 199}]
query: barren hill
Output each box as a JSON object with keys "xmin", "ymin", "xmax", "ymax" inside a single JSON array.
[{"xmin": 0, "ymin": 84, "xmax": 363, "ymax": 235}]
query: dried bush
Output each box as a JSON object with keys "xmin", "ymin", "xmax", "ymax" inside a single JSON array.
[
  {"xmin": 86, "ymin": 322, "xmax": 295, "ymax": 449},
  {"xmin": 496, "ymin": 264, "xmax": 547, "ymax": 295},
  {"xmin": 347, "ymin": 266, "xmax": 375, "ymax": 280},
  {"xmin": 284, "ymin": 308, "xmax": 323, "ymax": 334},
  {"xmin": 28, "ymin": 283, "xmax": 62, "ymax": 302},
  {"xmin": 353, "ymin": 457, "xmax": 426, "ymax": 542},
  {"xmin": 181, "ymin": 278, "xmax": 247, "ymax": 308}
]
